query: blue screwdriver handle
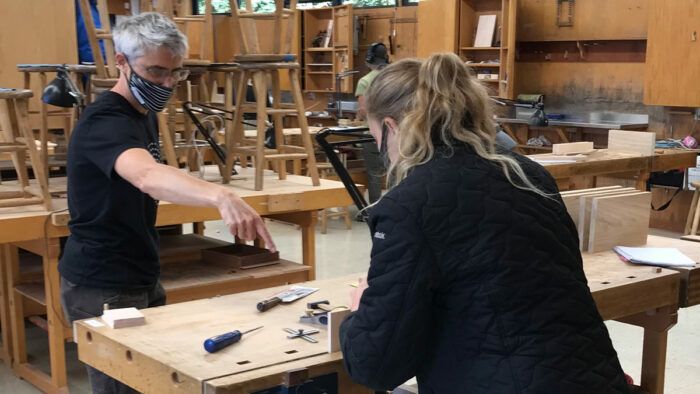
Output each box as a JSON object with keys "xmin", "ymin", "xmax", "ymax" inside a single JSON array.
[
  {"xmin": 203, "ymin": 326, "xmax": 263, "ymax": 353},
  {"xmin": 204, "ymin": 331, "xmax": 242, "ymax": 353}
]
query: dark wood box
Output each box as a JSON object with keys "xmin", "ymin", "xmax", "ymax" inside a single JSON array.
[{"xmin": 201, "ymin": 244, "xmax": 280, "ymax": 269}]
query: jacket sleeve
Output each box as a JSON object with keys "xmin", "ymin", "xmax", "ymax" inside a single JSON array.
[{"xmin": 340, "ymin": 196, "xmax": 435, "ymax": 390}]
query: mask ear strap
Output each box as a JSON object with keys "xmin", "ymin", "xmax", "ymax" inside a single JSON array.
[{"xmin": 380, "ymin": 123, "xmax": 389, "ymax": 155}]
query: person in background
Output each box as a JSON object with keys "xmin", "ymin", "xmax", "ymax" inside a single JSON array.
[
  {"xmin": 60, "ymin": 13, "xmax": 275, "ymax": 394},
  {"xmin": 340, "ymin": 53, "xmax": 630, "ymax": 393},
  {"xmin": 355, "ymin": 43, "xmax": 390, "ymax": 206}
]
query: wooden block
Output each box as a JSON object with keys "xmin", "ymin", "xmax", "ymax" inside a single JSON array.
[
  {"xmin": 552, "ymin": 141, "xmax": 594, "ymax": 155},
  {"xmin": 201, "ymin": 244, "xmax": 280, "ymax": 269},
  {"xmin": 607, "ymin": 130, "xmax": 656, "ymax": 156},
  {"xmin": 587, "ymin": 192, "xmax": 652, "ymax": 253},
  {"xmin": 561, "ymin": 186, "xmax": 629, "ymax": 230},
  {"xmin": 327, "ymin": 308, "xmax": 351, "ymax": 353},
  {"xmin": 577, "ymin": 188, "xmax": 637, "ymax": 251},
  {"xmin": 101, "ymin": 308, "xmax": 145, "ymax": 329}
]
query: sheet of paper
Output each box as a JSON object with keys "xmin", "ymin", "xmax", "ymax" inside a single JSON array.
[{"xmin": 614, "ymin": 246, "xmax": 697, "ymax": 267}]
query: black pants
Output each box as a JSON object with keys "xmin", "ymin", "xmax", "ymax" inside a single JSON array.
[{"xmin": 60, "ymin": 277, "xmax": 166, "ymax": 394}]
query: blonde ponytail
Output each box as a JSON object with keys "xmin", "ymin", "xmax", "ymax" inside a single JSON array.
[{"xmin": 365, "ymin": 53, "xmax": 552, "ymax": 199}]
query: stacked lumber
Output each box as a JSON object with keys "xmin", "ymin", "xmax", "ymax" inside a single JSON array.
[{"xmin": 560, "ymin": 186, "xmax": 651, "ymax": 253}]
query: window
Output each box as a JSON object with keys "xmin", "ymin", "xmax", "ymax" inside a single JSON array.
[
  {"xmin": 196, "ymin": 0, "xmax": 277, "ymax": 14},
  {"xmin": 342, "ymin": 0, "xmax": 396, "ymax": 7}
]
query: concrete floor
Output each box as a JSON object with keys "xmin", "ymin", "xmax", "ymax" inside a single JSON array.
[{"xmin": 0, "ymin": 216, "xmax": 698, "ymax": 393}]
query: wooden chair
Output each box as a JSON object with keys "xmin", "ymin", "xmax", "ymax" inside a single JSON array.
[
  {"xmin": 223, "ymin": 0, "xmax": 320, "ymax": 190},
  {"xmin": 78, "ymin": 0, "xmax": 119, "ymax": 95},
  {"xmin": 15, "ymin": 64, "xmax": 95, "ymax": 172},
  {"xmin": 0, "ymin": 89, "xmax": 51, "ymax": 210},
  {"xmin": 682, "ymin": 181, "xmax": 700, "ymax": 243}
]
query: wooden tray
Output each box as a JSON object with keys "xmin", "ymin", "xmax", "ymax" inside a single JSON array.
[{"xmin": 201, "ymin": 244, "xmax": 280, "ymax": 269}]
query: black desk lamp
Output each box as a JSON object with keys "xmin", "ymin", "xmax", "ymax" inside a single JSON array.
[{"xmin": 42, "ymin": 65, "xmax": 85, "ymax": 113}]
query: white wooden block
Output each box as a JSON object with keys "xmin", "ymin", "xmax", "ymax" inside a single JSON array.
[
  {"xmin": 327, "ymin": 308, "xmax": 351, "ymax": 353},
  {"xmin": 552, "ymin": 141, "xmax": 594, "ymax": 155},
  {"xmin": 101, "ymin": 307, "xmax": 145, "ymax": 329},
  {"xmin": 474, "ymin": 15, "xmax": 497, "ymax": 47},
  {"xmin": 608, "ymin": 130, "xmax": 656, "ymax": 156}
]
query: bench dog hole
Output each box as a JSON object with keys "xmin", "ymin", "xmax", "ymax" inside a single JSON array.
[
  {"xmin": 125, "ymin": 350, "xmax": 133, "ymax": 361},
  {"xmin": 171, "ymin": 372, "xmax": 182, "ymax": 384},
  {"xmin": 237, "ymin": 360, "xmax": 251, "ymax": 365},
  {"xmin": 285, "ymin": 350, "xmax": 298, "ymax": 354},
  {"xmin": 86, "ymin": 331, "xmax": 92, "ymax": 343}
]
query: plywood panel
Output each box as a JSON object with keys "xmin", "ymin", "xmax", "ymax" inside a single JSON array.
[
  {"xmin": 644, "ymin": 0, "xmax": 700, "ymax": 107},
  {"xmin": 588, "ymin": 192, "xmax": 652, "ymax": 253},
  {"xmin": 0, "ymin": 0, "xmax": 78, "ymax": 123},
  {"xmin": 417, "ymin": 0, "xmax": 459, "ymax": 57},
  {"xmin": 577, "ymin": 188, "xmax": 637, "ymax": 251},
  {"xmin": 515, "ymin": 62, "xmax": 646, "ymax": 112},
  {"xmin": 517, "ymin": 0, "xmax": 648, "ymax": 41}
]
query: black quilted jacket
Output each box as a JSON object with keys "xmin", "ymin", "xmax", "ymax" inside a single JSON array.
[{"xmin": 340, "ymin": 145, "xmax": 630, "ymax": 394}]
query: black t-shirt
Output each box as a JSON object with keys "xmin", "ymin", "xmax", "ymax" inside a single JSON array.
[{"xmin": 59, "ymin": 91, "xmax": 162, "ymax": 289}]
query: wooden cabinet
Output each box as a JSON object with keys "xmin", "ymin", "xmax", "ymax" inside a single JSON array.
[
  {"xmin": 458, "ymin": 0, "xmax": 517, "ymax": 99},
  {"xmin": 302, "ymin": 5, "xmax": 354, "ymax": 94},
  {"xmin": 416, "ymin": 0, "xmax": 459, "ymax": 57},
  {"xmin": 644, "ymin": 0, "xmax": 700, "ymax": 107}
]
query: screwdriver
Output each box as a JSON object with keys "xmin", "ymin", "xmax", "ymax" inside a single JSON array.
[{"xmin": 203, "ymin": 326, "xmax": 263, "ymax": 353}]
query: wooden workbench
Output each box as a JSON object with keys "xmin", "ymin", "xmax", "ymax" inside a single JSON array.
[
  {"xmin": 75, "ymin": 235, "xmax": 698, "ymax": 394},
  {"xmin": 0, "ymin": 169, "xmax": 354, "ymax": 393},
  {"xmin": 533, "ymin": 149, "xmax": 698, "ymax": 191}
]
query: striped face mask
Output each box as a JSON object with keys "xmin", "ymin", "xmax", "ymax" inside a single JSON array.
[{"xmin": 126, "ymin": 60, "xmax": 173, "ymax": 113}]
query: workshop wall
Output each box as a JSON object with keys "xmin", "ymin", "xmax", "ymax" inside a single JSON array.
[{"xmin": 0, "ymin": 0, "xmax": 78, "ymax": 130}]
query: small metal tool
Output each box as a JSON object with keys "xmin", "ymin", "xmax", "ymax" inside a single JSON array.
[{"xmin": 284, "ymin": 328, "xmax": 319, "ymax": 343}]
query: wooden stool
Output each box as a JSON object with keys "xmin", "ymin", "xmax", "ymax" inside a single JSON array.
[
  {"xmin": 0, "ymin": 89, "xmax": 52, "ymax": 210},
  {"xmin": 315, "ymin": 162, "xmax": 352, "ymax": 234},
  {"xmin": 682, "ymin": 181, "xmax": 700, "ymax": 243},
  {"xmin": 223, "ymin": 0, "xmax": 320, "ymax": 191}
]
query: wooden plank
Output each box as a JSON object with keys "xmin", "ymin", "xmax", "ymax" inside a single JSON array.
[
  {"xmin": 552, "ymin": 141, "xmax": 594, "ymax": 155},
  {"xmin": 608, "ymin": 130, "xmax": 656, "ymax": 156},
  {"xmin": 561, "ymin": 187, "xmax": 631, "ymax": 232},
  {"xmin": 577, "ymin": 188, "xmax": 637, "ymax": 250},
  {"xmin": 588, "ymin": 192, "xmax": 652, "ymax": 253}
]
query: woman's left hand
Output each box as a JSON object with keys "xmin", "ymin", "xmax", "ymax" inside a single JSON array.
[{"xmin": 349, "ymin": 277, "xmax": 369, "ymax": 311}]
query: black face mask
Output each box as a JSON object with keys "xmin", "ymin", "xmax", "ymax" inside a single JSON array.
[{"xmin": 126, "ymin": 58, "xmax": 173, "ymax": 113}]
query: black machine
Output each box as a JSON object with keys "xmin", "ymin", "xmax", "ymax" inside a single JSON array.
[{"xmin": 314, "ymin": 126, "xmax": 374, "ymax": 213}]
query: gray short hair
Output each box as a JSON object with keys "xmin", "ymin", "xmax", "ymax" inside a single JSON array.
[{"xmin": 113, "ymin": 12, "xmax": 188, "ymax": 59}]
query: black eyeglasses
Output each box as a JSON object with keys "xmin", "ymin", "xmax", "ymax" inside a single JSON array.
[{"xmin": 125, "ymin": 56, "xmax": 190, "ymax": 82}]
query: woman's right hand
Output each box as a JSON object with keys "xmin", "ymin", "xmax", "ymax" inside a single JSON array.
[{"xmin": 349, "ymin": 277, "xmax": 369, "ymax": 311}]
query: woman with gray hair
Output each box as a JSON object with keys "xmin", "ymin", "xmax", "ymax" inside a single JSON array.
[{"xmin": 60, "ymin": 12, "xmax": 276, "ymax": 393}]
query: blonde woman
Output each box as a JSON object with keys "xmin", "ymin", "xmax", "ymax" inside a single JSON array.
[{"xmin": 339, "ymin": 53, "xmax": 630, "ymax": 393}]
